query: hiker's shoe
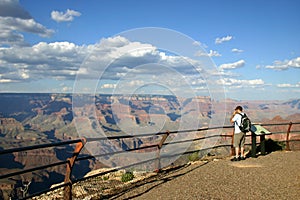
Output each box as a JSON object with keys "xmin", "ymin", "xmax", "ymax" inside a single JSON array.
[
  {"xmin": 231, "ymin": 157, "xmax": 240, "ymax": 162},
  {"xmin": 240, "ymin": 156, "xmax": 246, "ymax": 160}
]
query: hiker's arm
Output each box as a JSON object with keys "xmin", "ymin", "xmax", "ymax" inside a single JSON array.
[{"xmin": 230, "ymin": 111, "xmax": 238, "ymax": 123}]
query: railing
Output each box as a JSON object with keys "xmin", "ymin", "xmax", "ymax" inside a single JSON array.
[{"xmin": 0, "ymin": 122, "xmax": 300, "ymax": 200}]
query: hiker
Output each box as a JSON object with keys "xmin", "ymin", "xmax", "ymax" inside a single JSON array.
[{"xmin": 230, "ymin": 106, "xmax": 247, "ymax": 161}]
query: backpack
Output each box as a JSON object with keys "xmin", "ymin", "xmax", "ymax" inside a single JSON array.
[{"xmin": 238, "ymin": 113, "xmax": 251, "ymax": 133}]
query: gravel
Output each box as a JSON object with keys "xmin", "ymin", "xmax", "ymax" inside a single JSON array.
[{"xmin": 111, "ymin": 151, "xmax": 300, "ymax": 200}]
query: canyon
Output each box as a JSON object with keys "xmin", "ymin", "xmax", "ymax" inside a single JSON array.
[{"xmin": 0, "ymin": 93, "xmax": 300, "ymax": 198}]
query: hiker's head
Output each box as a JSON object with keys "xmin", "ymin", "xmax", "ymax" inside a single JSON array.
[{"xmin": 235, "ymin": 106, "xmax": 243, "ymax": 112}]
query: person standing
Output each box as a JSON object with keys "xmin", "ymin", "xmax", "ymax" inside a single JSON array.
[{"xmin": 230, "ymin": 106, "xmax": 246, "ymax": 161}]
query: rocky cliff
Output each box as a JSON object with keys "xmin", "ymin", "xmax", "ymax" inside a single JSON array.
[{"xmin": 0, "ymin": 93, "xmax": 300, "ymax": 198}]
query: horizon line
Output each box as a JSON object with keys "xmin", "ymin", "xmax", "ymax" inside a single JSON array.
[{"xmin": 0, "ymin": 92, "xmax": 298, "ymax": 102}]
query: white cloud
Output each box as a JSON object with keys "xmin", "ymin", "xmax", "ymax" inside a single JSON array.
[
  {"xmin": 0, "ymin": 36, "xmax": 205, "ymax": 84},
  {"xmin": 194, "ymin": 50, "xmax": 205, "ymax": 57},
  {"xmin": 101, "ymin": 83, "xmax": 117, "ymax": 89},
  {"xmin": 265, "ymin": 57, "xmax": 300, "ymax": 70},
  {"xmin": 51, "ymin": 9, "xmax": 81, "ymax": 22},
  {"xmin": 191, "ymin": 79, "xmax": 206, "ymax": 85},
  {"xmin": 195, "ymin": 50, "xmax": 221, "ymax": 57},
  {"xmin": 62, "ymin": 86, "xmax": 72, "ymax": 92},
  {"xmin": 19, "ymin": 68, "xmax": 29, "ymax": 79},
  {"xmin": 128, "ymin": 80, "xmax": 145, "ymax": 86},
  {"xmin": 0, "ymin": 78, "xmax": 14, "ymax": 83},
  {"xmin": 277, "ymin": 83, "xmax": 293, "ymax": 88},
  {"xmin": 0, "ymin": 35, "xmax": 224, "ymax": 94},
  {"xmin": 288, "ymin": 57, "xmax": 300, "ymax": 67},
  {"xmin": 0, "ymin": 17, "xmax": 54, "ymax": 44},
  {"xmin": 210, "ymin": 69, "xmax": 238, "ymax": 77},
  {"xmin": 0, "ymin": 41, "xmax": 87, "ymax": 82},
  {"xmin": 193, "ymin": 41, "xmax": 201, "ymax": 46},
  {"xmin": 231, "ymin": 48, "xmax": 243, "ymax": 53},
  {"xmin": 277, "ymin": 82, "xmax": 300, "ymax": 88},
  {"xmin": 192, "ymin": 41, "xmax": 207, "ymax": 48},
  {"xmin": 0, "ymin": 30, "xmax": 26, "ymax": 46},
  {"xmin": 0, "ymin": 0, "xmax": 54, "ymax": 47},
  {"xmin": 208, "ymin": 50, "xmax": 221, "ymax": 57},
  {"xmin": 219, "ymin": 60, "xmax": 245, "ymax": 70},
  {"xmin": 217, "ymin": 78, "xmax": 265, "ymax": 88},
  {"xmin": 215, "ymin": 35, "xmax": 233, "ymax": 44}
]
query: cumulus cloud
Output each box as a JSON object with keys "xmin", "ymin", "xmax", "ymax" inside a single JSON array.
[
  {"xmin": 0, "ymin": 0, "xmax": 54, "ymax": 47},
  {"xmin": 219, "ymin": 60, "xmax": 245, "ymax": 70},
  {"xmin": 1, "ymin": 17, "xmax": 54, "ymax": 37},
  {"xmin": 0, "ymin": 36, "xmax": 207, "ymax": 87},
  {"xmin": 0, "ymin": 41, "xmax": 87, "ymax": 82},
  {"xmin": 207, "ymin": 50, "xmax": 221, "ymax": 57},
  {"xmin": 265, "ymin": 57, "xmax": 300, "ymax": 70},
  {"xmin": 51, "ymin": 9, "xmax": 81, "ymax": 22},
  {"xmin": 195, "ymin": 50, "xmax": 221, "ymax": 57},
  {"xmin": 84, "ymin": 36, "xmax": 207, "ymax": 82},
  {"xmin": 0, "ymin": 34, "xmax": 224, "ymax": 94},
  {"xmin": 217, "ymin": 78, "xmax": 265, "ymax": 88},
  {"xmin": 231, "ymin": 48, "xmax": 243, "ymax": 53},
  {"xmin": 0, "ymin": 30, "xmax": 26, "ymax": 46},
  {"xmin": 215, "ymin": 35, "xmax": 233, "ymax": 44}
]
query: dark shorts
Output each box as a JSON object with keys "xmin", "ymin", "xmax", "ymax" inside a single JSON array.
[{"xmin": 233, "ymin": 132, "xmax": 245, "ymax": 148}]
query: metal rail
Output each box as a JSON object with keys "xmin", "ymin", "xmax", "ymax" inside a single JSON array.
[{"xmin": 0, "ymin": 122, "xmax": 299, "ymax": 199}]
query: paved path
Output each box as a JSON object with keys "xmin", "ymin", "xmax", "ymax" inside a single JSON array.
[{"xmin": 111, "ymin": 151, "xmax": 300, "ymax": 200}]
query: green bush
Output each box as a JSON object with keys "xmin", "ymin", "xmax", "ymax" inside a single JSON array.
[
  {"xmin": 121, "ymin": 172, "xmax": 134, "ymax": 182},
  {"xmin": 188, "ymin": 151, "xmax": 199, "ymax": 162}
]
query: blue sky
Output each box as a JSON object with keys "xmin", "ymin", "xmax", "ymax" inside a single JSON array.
[{"xmin": 0, "ymin": 0, "xmax": 299, "ymax": 100}]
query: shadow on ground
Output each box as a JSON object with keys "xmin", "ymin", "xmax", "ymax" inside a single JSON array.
[
  {"xmin": 246, "ymin": 139, "xmax": 284, "ymax": 158},
  {"xmin": 103, "ymin": 161, "xmax": 209, "ymax": 200}
]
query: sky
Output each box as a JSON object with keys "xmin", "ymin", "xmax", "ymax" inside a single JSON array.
[{"xmin": 0, "ymin": 0, "xmax": 299, "ymax": 100}]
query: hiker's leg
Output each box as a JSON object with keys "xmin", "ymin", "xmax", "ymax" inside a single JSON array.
[
  {"xmin": 240, "ymin": 133, "xmax": 246, "ymax": 157},
  {"xmin": 235, "ymin": 147, "xmax": 239, "ymax": 158},
  {"xmin": 241, "ymin": 147, "xmax": 245, "ymax": 157}
]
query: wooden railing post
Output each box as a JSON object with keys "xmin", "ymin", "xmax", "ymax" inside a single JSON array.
[
  {"xmin": 231, "ymin": 129, "xmax": 235, "ymax": 156},
  {"xmin": 155, "ymin": 131, "xmax": 170, "ymax": 172},
  {"xmin": 286, "ymin": 122, "xmax": 292, "ymax": 151},
  {"xmin": 251, "ymin": 130, "xmax": 257, "ymax": 158},
  {"xmin": 64, "ymin": 138, "xmax": 86, "ymax": 200}
]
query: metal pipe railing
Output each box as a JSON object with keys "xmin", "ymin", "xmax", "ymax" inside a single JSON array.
[
  {"xmin": 0, "ymin": 139, "xmax": 82, "ymax": 156},
  {"xmin": 0, "ymin": 122, "xmax": 299, "ymax": 199}
]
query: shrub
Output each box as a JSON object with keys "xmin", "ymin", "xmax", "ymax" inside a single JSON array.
[
  {"xmin": 188, "ymin": 151, "xmax": 199, "ymax": 162},
  {"xmin": 121, "ymin": 171, "xmax": 134, "ymax": 182}
]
